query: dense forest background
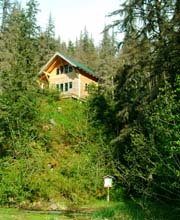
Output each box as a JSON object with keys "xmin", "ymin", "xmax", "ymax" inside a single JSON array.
[{"xmin": 0, "ymin": 0, "xmax": 179, "ymax": 214}]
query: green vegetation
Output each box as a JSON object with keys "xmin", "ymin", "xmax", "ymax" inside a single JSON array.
[
  {"xmin": 1, "ymin": 201, "xmax": 179, "ymax": 220},
  {"xmin": 0, "ymin": 96, "xmax": 108, "ymax": 207},
  {"xmin": 0, "ymin": 208, "xmax": 57, "ymax": 220},
  {"xmin": 0, "ymin": 0, "xmax": 179, "ymax": 219},
  {"xmin": 92, "ymin": 201, "xmax": 180, "ymax": 220},
  {"xmin": 0, "ymin": 207, "xmax": 80, "ymax": 220},
  {"xmin": 0, "ymin": 95, "xmax": 179, "ymax": 219}
]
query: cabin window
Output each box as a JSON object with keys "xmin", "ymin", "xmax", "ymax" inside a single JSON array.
[
  {"xmin": 85, "ymin": 83, "xmax": 88, "ymax": 91},
  {"xmin": 65, "ymin": 83, "xmax": 68, "ymax": 91},
  {"xmin": 60, "ymin": 83, "xmax": 64, "ymax": 91},
  {"xmin": 69, "ymin": 82, "xmax": 73, "ymax": 89},
  {"xmin": 64, "ymin": 65, "xmax": 69, "ymax": 73},
  {"xmin": 57, "ymin": 65, "xmax": 73, "ymax": 74},
  {"xmin": 56, "ymin": 83, "xmax": 63, "ymax": 91},
  {"xmin": 64, "ymin": 65, "xmax": 73, "ymax": 73},
  {"xmin": 56, "ymin": 82, "xmax": 72, "ymax": 92},
  {"xmin": 69, "ymin": 66, "xmax": 73, "ymax": 72},
  {"xmin": 56, "ymin": 68, "xmax": 60, "ymax": 75}
]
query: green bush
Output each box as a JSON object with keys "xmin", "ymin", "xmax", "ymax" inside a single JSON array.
[{"xmin": 0, "ymin": 158, "xmax": 31, "ymax": 205}]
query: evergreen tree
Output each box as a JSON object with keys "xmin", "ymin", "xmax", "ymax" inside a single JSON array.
[
  {"xmin": 38, "ymin": 13, "xmax": 60, "ymax": 67},
  {"xmin": 0, "ymin": 0, "xmax": 12, "ymax": 31},
  {"xmin": 0, "ymin": 0, "xmax": 42, "ymax": 158},
  {"xmin": 75, "ymin": 27, "xmax": 98, "ymax": 71},
  {"xmin": 67, "ymin": 40, "xmax": 75, "ymax": 57},
  {"xmin": 0, "ymin": 0, "xmax": 13, "ymax": 72},
  {"xmin": 98, "ymin": 28, "xmax": 117, "ymax": 99},
  {"xmin": 109, "ymin": 0, "xmax": 179, "ymax": 87}
]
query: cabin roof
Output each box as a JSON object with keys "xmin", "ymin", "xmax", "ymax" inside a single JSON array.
[{"xmin": 40, "ymin": 52, "xmax": 98, "ymax": 79}]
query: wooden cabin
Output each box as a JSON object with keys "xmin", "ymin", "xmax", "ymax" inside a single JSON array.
[{"xmin": 39, "ymin": 52, "xmax": 98, "ymax": 99}]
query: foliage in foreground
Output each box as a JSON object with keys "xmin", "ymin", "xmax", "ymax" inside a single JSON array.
[{"xmin": 0, "ymin": 97, "xmax": 108, "ymax": 207}]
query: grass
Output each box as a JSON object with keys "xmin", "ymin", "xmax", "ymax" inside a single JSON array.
[
  {"xmin": 0, "ymin": 200, "xmax": 179, "ymax": 220},
  {"xmin": 0, "ymin": 208, "xmax": 51, "ymax": 220},
  {"xmin": 89, "ymin": 200, "xmax": 146, "ymax": 220},
  {"xmin": 0, "ymin": 207, "xmax": 91, "ymax": 220},
  {"xmin": 89, "ymin": 200, "xmax": 180, "ymax": 220}
]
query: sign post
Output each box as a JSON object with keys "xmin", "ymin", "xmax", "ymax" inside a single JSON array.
[{"xmin": 103, "ymin": 175, "xmax": 113, "ymax": 202}]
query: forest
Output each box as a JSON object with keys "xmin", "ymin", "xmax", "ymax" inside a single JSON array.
[{"xmin": 0, "ymin": 0, "xmax": 179, "ymax": 219}]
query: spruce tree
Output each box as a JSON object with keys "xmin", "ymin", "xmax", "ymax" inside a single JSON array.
[
  {"xmin": 98, "ymin": 28, "xmax": 117, "ymax": 99},
  {"xmin": 0, "ymin": 0, "xmax": 42, "ymax": 158},
  {"xmin": 67, "ymin": 40, "xmax": 75, "ymax": 57},
  {"xmin": 38, "ymin": 13, "xmax": 60, "ymax": 67},
  {"xmin": 0, "ymin": 0, "xmax": 12, "ymax": 31},
  {"xmin": 75, "ymin": 27, "xmax": 98, "ymax": 71}
]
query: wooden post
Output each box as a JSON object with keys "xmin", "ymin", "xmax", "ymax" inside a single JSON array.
[
  {"xmin": 78, "ymin": 73, "xmax": 81, "ymax": 97},
  {"xmin": 107, "ymin": 186, "xmax": 110, "ymax": 202}
]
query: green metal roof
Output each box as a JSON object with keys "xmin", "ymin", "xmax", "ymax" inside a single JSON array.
[
  {"xmin": 67, "ymin": 56, "xmax": 96, "ymax": 77},
  {"xmin": 58, "ymin": 52, "xmax": 97, "ymax": 78}
]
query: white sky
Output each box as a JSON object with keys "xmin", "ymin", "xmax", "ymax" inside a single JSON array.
[{"xmin": 20, "ymin": 0, "xmax": 121, "ymax": 44}]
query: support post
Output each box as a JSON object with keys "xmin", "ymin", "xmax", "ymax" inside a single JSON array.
[
  {"xmin": 107, "ymin": 187, "xmax": 110, "ymax": 202},
  {"xmin": 78, "ymin": 73, "xmax": 81, "ymax": 98}
]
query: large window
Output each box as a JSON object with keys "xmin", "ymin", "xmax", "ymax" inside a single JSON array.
[
  {"xmin": 69, "ymin": 82, "xmax": 72, "ymax": 89},
  {"xmin": 69, "ymin": 66, "xmax": 73, "ymax": 72},
  {"xmin": 65, "ymin": 83, "xmax": 68, "ymax": 91},
  {"xmin": 56, "ymin": 82, "xmax": 73, "ymax": 92},
  {"xmin": 64, "ymin": 65, "xmax": 69, "ymax": 73},
  {"xmin": 56, "ymin": 65, "xmax": 73, "ymax": 75},
  {"xmin": 60, "ymin": 83, "xmax": 63, "ymax": 91}
]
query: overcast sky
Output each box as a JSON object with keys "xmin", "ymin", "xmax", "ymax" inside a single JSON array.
[{"xmin": 20, "ymin": 0, "xmax": 120, "ymax": 44}]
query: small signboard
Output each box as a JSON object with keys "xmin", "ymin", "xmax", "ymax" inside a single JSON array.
[
  {"xmin": 103, "ymin": 175, "xmax": 113, "ymax": 202},
  {"xmin": 103, "ymin": 175, "xmax": 113, "ymax": 188}
]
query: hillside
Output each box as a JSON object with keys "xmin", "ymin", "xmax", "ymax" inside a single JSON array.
[
  {"xmin": 0, "ymin": 96, "xmax": 107, "ymax": 209},
  {"xmin": 39, "ymin": 97, "xmax": 107, "ymax": 203}
]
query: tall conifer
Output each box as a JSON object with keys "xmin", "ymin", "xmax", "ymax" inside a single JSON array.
[{"xmin": 0, "ymin": 0, "xmax": 41, "ymax": 158}]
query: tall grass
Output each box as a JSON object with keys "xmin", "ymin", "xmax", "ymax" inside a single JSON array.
[{"xmin": 91, "ymin": 200, "xmax": 179, "ymax": 220}]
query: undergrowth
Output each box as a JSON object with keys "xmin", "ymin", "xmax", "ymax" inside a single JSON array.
[
  {"xmin": 91, "ymin": 200, "xmax": 179, "ymax": 220},
  {"xmin": 0, "ymin": 96, "xmax": 108, "ymax": 208}
]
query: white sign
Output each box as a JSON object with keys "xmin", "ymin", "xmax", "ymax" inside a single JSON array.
[{"xmin": 104, "ymin": 177, "xmax": 112, "ymax": 188}]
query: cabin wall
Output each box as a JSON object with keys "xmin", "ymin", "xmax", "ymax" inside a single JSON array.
[{"xmin": 80, "ymin": 74, "xmax": 98, "ymax": 98}]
